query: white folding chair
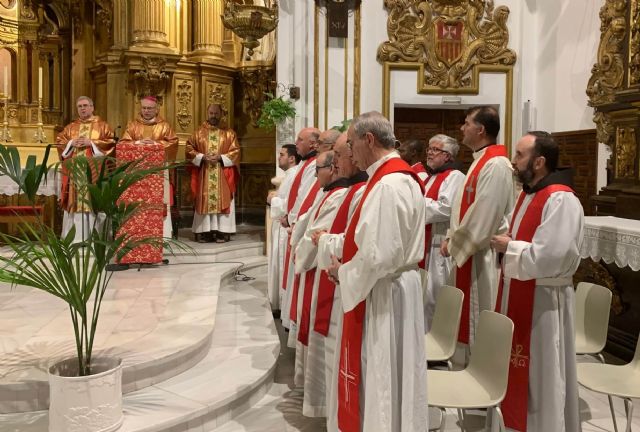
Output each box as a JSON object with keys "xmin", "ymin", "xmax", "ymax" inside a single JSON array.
[
  {"xmin": 577, "ymin": 333, "xmax": 640, "ymax": 432},
  {"xmin": 575, "ymin": 282, "xmax": 612, "ymax": 363},
  {"xmin": 425, "ymin": 285, "xmax": 464, "ymax": 370},
  {"xmin": 427, "ymin": 310, "xmax": 514, "ymax": 431}
]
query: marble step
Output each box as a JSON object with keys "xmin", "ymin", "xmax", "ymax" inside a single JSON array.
[
  {"xmin": 1, "ymin": 257, "xmax": 278, "ymax": 432},
  {"xmin": 0, "ymin": 240, "xmax": 265, "ymax": 414}
]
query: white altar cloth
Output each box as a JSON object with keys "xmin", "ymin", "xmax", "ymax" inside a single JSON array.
[
  {"xmin": 580, "ymin": 216, "xmax": 640, "ymax": 271},
  {"xmin": 0, "ymin": 170, "xmax": 59, "ymax": 196}
]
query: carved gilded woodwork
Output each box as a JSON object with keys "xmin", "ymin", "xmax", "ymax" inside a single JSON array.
[
  {"xmin": 574, "ymin": 260, "xmax": 624, "ymax": 316},
  {"xmin": 587, "ymin": 0, "xmax": 626, "ymax": 107},
  {"xmin": 94, "ymin": 0, "xmax": 113, "ymax": 43},
  {"xmin": 594, "ymin": 111, "xmax": 615, "ymax": 147},
  {"xmin": 133, "ymin": 57, "xmax": 170, "ymax": 100},
  {"xmin": 377, "ymin": 0, "xmax": 516, "ymax": 91},
  {"xmin": 176, "ymin": 79, "xmax": 193, "ymax": 131},
  {"xmin": 630, "ymin": 0, "xmax": 640, "ymax": 87},
  {"xmin": 238, "ymin": 66, "xmax": 275, "ymax": 126},
  {"xmin": 614, "ymin": 126, "xmax": 636, "ymax": 179}
]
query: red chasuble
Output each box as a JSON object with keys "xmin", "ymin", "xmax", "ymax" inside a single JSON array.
[
  {"xmin": 455, "ymin": 145, "xmax": 508, "ymax": 343},
  {"xmin": 498, "ymin": 184, "xmax": 574, "ymax": 432},
  {"xmin": 297, "ymin": 186, "xmax": 346, "ymax": 346},
  {"xmin": 281, "ymin": 157, "xmax": 317, "ymax": 290},
  {"xmin": 288, "ymin": 181, "xmax": 322, "ymax": 324},
  {"xmin": 337, "ymin": 158, "xmax": 424, "ymax": 432},
  {"xmin": 116, "ymin": 142, "xmax": 165, "ymax": 264},
  {"xmin": 419, "ymin": 169, "xmax": 453, "ymax": 269},
  {"xmin": 313, "ymin": 182, "xmax": 366, "ymax": 336}
]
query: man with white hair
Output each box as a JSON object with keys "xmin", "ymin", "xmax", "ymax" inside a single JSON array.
[
  {"xmin": 322, "ymin": 111, "xmax": 427, "ymax": 432},
  {"xmin": 56, "ymin": 96, "xmax": 115, "ymax": 243},
  {"xmin": 422, "ymin": 134, "xmax": 465, "ymax": 331}
]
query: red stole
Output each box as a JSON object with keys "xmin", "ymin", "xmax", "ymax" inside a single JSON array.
[
  {"xmin": 455, "ymin": 145, "xmax": 508, "ymax": 344},
  {"xmin": 288, "ymin": 181, "xmax": 322, "ymax": 323},
  {"xmin": 419, "ymin": 169, "xmax": 453, "ymax": 269},
  {"xmin": 314, "ymin": 182, "xmax": 366, "ymax": 336},
  {"xmin": 411, "ymin": 162, "xmax": 426, "ymax": 175},
  {"xmin": 498, "ymin": 184, "xmax": 574, "ymax": 432},
  {"xmin": 337, "ymin": 158, "xmax": 424, "ymax": 432},
  {"xmin": 297, "ymin": 186, "xmax": 346, "ymax": 346},
  {"xmin": 280, "ymin": 160, "xmax": 317, "ymax": 291},
  {"xmin": 287, "ymin": 157, "xmax": 317, "ymax": 213}
]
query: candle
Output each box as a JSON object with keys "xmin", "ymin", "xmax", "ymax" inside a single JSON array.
[
  {"xmin": 3, "ymin": 66, "xmax": 6, "ymax": 98},
  {"xmin": 38, "ymin": 67, "xmax": 42, "ymax": 99}
]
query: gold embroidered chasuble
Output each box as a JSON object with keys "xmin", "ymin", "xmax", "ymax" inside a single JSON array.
[
  {"xmin": 186, "ymin": 122, "xmax": 240, "ymax": 215},
  {"xmin": 55, "ymin": 116, "xmax": 114, "ymax": 212},
  {"xmin": 119, "ymin": 115, "xmax": 179, "ymax": 161}
]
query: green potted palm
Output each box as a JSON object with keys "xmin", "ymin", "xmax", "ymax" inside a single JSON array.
[{"xmin": 0, "ymin": 144, "xmax": 187, "ymax": 431}]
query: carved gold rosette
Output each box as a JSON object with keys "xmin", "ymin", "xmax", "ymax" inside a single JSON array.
[{"xmin": 377, "ymin": 0, "xmax": 516, "ymax": 92}]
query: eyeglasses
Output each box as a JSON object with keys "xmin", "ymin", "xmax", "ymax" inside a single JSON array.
[
  {"xmin": 427, "ymin": 147, "xmax": 449, "ymax": 155},
  {"xmin": 315, "ymin": 164, "xmax": 332, "ymax": 173}
]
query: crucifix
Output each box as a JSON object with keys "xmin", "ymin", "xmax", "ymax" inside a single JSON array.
[
  {"xmin": 339, "ymin": 342, "xmax": 358, "ymax": 406},
  {"xmin": 465, "ymin": 176, "xmax": 475, "ymax": 204},
  {"xmin": 317, "ymin": 0, "xmax": 362, "ymax": 38}
]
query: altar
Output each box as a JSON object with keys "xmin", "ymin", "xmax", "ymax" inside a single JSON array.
[
  {"xmin": 579, "ymin": 216, "xmax": 640, "ymax": 362},
  {"xmin": 0, "ymin": 170, "xmax": 60, "ymax": 236}
]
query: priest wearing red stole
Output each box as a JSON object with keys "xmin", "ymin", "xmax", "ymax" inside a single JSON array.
[
  {"xmin": 56, "ymin": 96, "xmax": 115, "ymax": 243},
  {"xmin": 119, "ymin": 95, "xmax": 179, "ymax": 239},
  {"xmin": 314, "ymin": 133, "xmax": 368, "ymax": 431},
  {"xmin": 422, "ymin": 134, "xmax": 465, "ymax": 332},
  {"xmin": 441, "ymin": 105, "xmax": 515, "ymax": 347},
  {"xmin": 325, "ymin": 112, "xmax": 427, "ymax": 432},
  {"xmin": 186, "ymin": 103, "xmax": 241, "ymax": 243},
  {"xmin": 280, "ymin": 127, "xmax": 320, "ymax": 330},
  {"xmin": 491, "ymin": 132, "xmax": 582, "ymax": 432}
]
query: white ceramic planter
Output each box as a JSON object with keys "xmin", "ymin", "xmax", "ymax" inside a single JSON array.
[{"xmin": 48, "ymin": 357, "xmax": 123, "ymax": 432}]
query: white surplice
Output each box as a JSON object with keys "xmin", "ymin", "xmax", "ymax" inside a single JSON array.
[
  {"xmin": 280, "ymin": 158, "xmax": 318, "ymax": 329},
  {"xmin": 423, "ymin": 170, "xmax": 465, "ymax": 332},
  {"xmin": 317, "ymin": 186, "xmax": 366, "ymax": 432},
  {"xmin": 267, "ymin": 165, "xmax": 299, "ymax": 309},
  {"xmin": 499, "ymin": 190, "xmax": 583, "ymax": 432},
  {"xmin": 294, "ymin": 186, "xmax": 348, "ymax": 416},
  {"xmin": 447, "ymin": 147, "xmax": 515, "ymax": 344},
  {"xmin": 334, "ymin": 153, "xmax": 428, "ymax": 432}
]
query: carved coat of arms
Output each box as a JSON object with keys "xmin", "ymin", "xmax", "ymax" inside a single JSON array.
[{"xmin": 377, "ymin": 0, "xmax": 516, "ymax": 91}]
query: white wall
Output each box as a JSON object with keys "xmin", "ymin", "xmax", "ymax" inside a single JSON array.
[{"xmin": 277, "ymin": 0, "xmax": 607, "ymax": 187}]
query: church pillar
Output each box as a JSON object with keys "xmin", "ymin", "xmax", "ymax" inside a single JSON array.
[
  {"xmin": 191, "ymin": 0, "xmax": 224, "ymax": 59},
  {"xmin": 16, "ymin": 41, "xmax": 28, "ymax": 104},
  {"xmin": 112, "ymin": 0, "xmax": 129, "ymax": 49},
  {"xmin": 131, "ymin": 0, "xmax": 169, "ymax": 47}
]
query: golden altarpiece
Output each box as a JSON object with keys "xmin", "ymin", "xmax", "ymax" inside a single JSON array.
[
  {"xmin": 586, "ymin": 0, "xmax": 640, "ymax": 361},
  {"xmin": 0, "ymin": 0, "xmax": 277, "ymax": 231}
]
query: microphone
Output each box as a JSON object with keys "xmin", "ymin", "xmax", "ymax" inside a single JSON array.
[{"xmin": 113, "ymin": 125, "xmax": 122, "ymax": 143}]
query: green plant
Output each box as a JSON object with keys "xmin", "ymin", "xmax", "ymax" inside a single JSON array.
[
  {"xmin": 331, "ymin": 118, "xmax": 352, "ymax": 133},
  {"xmin": 256, "ymin": 92, "xmax": 296, "ymax": 130},
  {"xmin": 0, "ymin": 145, "xmax": 190, "ymax": 376}
]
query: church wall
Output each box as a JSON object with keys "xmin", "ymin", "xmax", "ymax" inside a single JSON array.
[
  {"xmin": 524, "ymin": 0, "xmax": 605, "ymax": 191},
  {"xmin": 278, "ymin": 0, "xmax": 607, "ymax": 189}
]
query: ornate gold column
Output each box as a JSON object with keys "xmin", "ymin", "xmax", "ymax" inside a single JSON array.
[
  {"xmin": 112, "ymin": 0, "xmax": 129, "ymax": 49},
  {"xmin": 131, "ymin": 0, "xmax": 169, "ymax": 47},
  {"xmin": 191, "ymin": 0, "xmax": 224, "ymax": 59}
]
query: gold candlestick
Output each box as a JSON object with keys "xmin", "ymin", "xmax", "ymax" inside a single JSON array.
[
  {"xmin": 33, "ymin": 98, "xmax": 46, "ymax": 143},
  {"xmin": 0, "ymin": 97, "xmax": 11, "ymax": 142}
]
